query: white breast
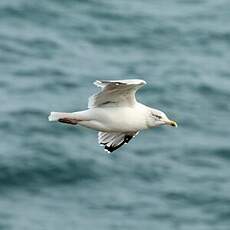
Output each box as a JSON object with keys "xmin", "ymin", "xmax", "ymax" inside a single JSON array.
[{"xmin": 80, "ymin": 105, "xmax": 148, "ymax": 132}]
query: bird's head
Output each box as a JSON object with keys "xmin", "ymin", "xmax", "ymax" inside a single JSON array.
[{"xmin": 147, "ymin": 108, "xmax": 177, "ymax": 128}]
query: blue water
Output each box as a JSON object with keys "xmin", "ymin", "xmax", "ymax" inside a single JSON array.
[{"xmin": 0, "ymin": 0, "xmax": 230, "ymax": 229}]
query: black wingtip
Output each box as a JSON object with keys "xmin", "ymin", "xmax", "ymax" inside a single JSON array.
[{"xmin": 101, "ymin": 135, "xmax": 133, "ymax": 153}]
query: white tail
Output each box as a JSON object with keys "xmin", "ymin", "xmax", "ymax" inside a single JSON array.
[{"xmin": 48, "ymin": 112, "xmax": 70, "ymax": 121}]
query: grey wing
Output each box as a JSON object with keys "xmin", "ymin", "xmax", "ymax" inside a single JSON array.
[
  {"xmin": 98, "ymin": 131, "xmax": 139, "ymax": 153},
  {"xmin": 88, "ymin": 79, "xmax": 146, "ymax": 108}
]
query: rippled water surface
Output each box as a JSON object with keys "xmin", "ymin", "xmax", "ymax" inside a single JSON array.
[{"xmin": 0, "ymin": 0, "xmax": 230, "ymax": 229}]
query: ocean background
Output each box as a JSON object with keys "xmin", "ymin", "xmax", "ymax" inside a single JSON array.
[{"xmin": 0, "ymin": 0, "xmax": 230, "ymax": 229}]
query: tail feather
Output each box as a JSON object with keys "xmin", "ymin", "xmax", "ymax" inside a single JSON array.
[{"xmin": 48, "ymin": 112, "xmax": 69, "ymax": 121}]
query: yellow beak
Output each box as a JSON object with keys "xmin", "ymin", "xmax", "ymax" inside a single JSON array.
[{"xmin": 165, "ymin": 120, "xmax": 178, "ymax": 127}]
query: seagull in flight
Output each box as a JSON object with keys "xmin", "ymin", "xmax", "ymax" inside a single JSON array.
[{"xmin": 48, "ymin": 79, "xmax": 177, "ymax": 153}]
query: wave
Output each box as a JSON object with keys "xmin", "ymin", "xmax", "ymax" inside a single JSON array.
[{"xmin": 0, "ymin": 157, "xmax": 101, "ymax": 190}]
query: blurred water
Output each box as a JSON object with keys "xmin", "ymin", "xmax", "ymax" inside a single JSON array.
[{"xmin": 0, "ymin": 0, "xmax": 230, "ymax": 229}]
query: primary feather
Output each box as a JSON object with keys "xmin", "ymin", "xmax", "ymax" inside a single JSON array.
[{"xmin": 98, "ymin": 131, "xmax": 138, "ymax": 153}]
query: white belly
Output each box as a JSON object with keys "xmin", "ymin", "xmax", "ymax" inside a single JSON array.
[{"xmin": 78, "ymin": 106, "xmax": 148, "ymax": 132}]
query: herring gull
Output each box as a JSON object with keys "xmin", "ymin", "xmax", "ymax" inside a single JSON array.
[{"xmin": 48, "ymin": 79, "xmax": 177, "ymax": 153}]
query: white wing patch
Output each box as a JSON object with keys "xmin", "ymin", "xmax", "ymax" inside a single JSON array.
[
  {"xmin": 88, "ymin": 79, "xmax": 146, "ymax": 108},
  {"xmin": 98, "ymin": 131, "xmax": 139, "ymax": 153}
]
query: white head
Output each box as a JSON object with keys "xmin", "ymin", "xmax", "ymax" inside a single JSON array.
[{"xmin": 147, "ymin": 108, "xmax": 177, "ymax": 128}]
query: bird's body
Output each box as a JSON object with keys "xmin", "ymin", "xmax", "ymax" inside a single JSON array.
[
  {"xmin": 76, "ymin": 103, "xmax": 149, "ymax": 132},
  {"xmin": 49, "ymin": 79, "xmax": 177, "ymax": 153}
]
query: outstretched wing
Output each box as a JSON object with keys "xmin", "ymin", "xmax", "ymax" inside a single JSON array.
[
  {"xmin": 88, "ymin": 79, "xmax": 146, "ymax": 108},
  {"xmin": 98, "ymin": 131, "xmax": 139, "ymax": 153}
]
